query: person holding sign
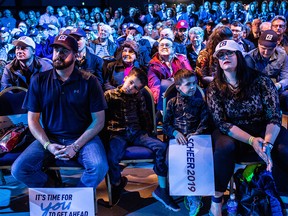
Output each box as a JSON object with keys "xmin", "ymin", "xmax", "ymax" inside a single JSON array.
[
  {"xmin": 11, "ymin": 34, "xmax": 109, "ymax": 189},
  {"xmin": 163, "ymin": 69, "xmax": 210, "ymax": 216},
  {"xmin": 104, "ymin": 68, "xmax": 180, "ymax": 211},
  {"xmin": 206, "ymin": 40, "xmax": 288, "ymax": 215}
]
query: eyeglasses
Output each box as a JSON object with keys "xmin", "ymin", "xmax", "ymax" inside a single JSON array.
[
  {"xmin": 159, "ymin": 43, "xmax": 172, "ymax": 48},
  {"xmin": 272, "ymin": 24, "xmax": 286, "ymax": 29},
  {"xmin": 216, "ymin": 50, "xmax": 235, "ymax": 60}
]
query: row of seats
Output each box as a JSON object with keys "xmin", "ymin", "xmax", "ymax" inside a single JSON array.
[{"xmin": 0, "ymin": 85, "xmax": 287, "ymax": 209}]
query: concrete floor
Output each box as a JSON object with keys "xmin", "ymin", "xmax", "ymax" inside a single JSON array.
[{"xmin": 0, "ymin": 164, "xmax": 219, "ymax": 216}]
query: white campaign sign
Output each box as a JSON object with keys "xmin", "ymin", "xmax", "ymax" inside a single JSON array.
[
  {"xmin": 169, "ymin": 135, "xmax": 215, "ymax": 196},
  {"xmin": 29, "ymin": 187, "xmax": 95, "ymax": 216}
]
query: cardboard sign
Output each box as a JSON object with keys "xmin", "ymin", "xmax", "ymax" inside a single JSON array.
[
  {"xmin": 169, "ymin": 135, "xmax": 215, "ymax": 196},
  {"xmin": 29, "ymin": 187, "xmax": 95, "ymax": 216}
]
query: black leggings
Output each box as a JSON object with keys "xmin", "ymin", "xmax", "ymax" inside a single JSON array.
[{"xmin": 212, "ymin": 126, "xmax": 288, "ymax": 195}]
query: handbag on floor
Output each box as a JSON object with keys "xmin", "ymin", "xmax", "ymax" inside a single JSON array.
[
  {"xmin": 234, "ymin": 164, "xmax": 283, "ymax": 216},
  {"xmin": 0, "ymin": 123, "xmax": 28, "ymax": 154}
]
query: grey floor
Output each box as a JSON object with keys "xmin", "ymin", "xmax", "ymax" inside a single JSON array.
[{"xmin": 0, "ymin": 163, "xmax": 223, "ymax": 216}]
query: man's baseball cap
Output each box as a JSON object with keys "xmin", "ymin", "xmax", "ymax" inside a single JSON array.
[
  {"xmin": 127, "ymin": 23, "xmax": 144, "ymax": 35},
  {"xmin": 50, "ymin": 34, "xmax": 78, "ymax": 52},
  {"xmin": 176, "ymin": 20, "xmax": 189, "ymax": 29},
  {"xmin": 258, "ymin": 30, "xmax": 278, "ymax": 48},
  {"xmin": 0, "ymin": 27, "xmax": 10, "ymax": 37},
  {"xmin": 213, "ymin": 40, "xmax": 241, "ymax": 58},
  {"xmin": 12, "ymin": 36, "xmax": 36, "ymax": 49},
  {"xmin": 69, "ymin": 27, "xmax": 87, "ymax": 38},
  {"xmin": 36, "ymin": 23, "xmax": 49, "ymax": 30}
]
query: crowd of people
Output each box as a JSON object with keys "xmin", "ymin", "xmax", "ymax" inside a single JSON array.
[{"xmin": 1, "ymin": 1, "xmax": 288, "ymax": 216}]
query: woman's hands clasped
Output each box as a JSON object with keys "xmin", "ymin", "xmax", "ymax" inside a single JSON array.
[{"xmin": 251, "ymin": 137, "xmax": 273, "ymax": 172}]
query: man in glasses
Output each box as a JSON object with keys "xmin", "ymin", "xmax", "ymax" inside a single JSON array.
[
  {"xmin": 271, "ymin": 15, "xmax": 288, "ymax": 54},
  {"xmin": 246, "ymin": 30, "xmax": 288, "ymax": 112}
]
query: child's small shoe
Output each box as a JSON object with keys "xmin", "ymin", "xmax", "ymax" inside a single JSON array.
[{"xmin": 184, "ymin": 196, "xmax": 202, "ymax": 216}]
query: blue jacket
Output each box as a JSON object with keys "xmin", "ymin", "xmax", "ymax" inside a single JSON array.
[{"xmin": 76, "ymin": 48, "xmax": 104, "ymax": 85}]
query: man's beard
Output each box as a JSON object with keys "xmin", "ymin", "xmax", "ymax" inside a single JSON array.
[{"xmin": 53, "ymin": 57, "xmax": 74, "ymax": 70}]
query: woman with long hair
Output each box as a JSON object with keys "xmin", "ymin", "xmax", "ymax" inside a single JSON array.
[
  {"xmin": 207, "ymin": 40, "xmax": 288, "ymax": 215},
  {"xmin": 26, "ymin": 10, "xmax": 38, "ymax": 28}
]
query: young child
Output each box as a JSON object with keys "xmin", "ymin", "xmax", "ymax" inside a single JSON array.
[
  {"xmin": 104, "ymin": 67, "xmax": 180, "ymax": 211},
  {"xmin": 162, "ymin": 68, "xmax": 209, "ymax": 216}
]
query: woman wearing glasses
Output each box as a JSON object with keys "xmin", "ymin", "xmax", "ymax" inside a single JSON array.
[
  {"xmin": 148, "ymin": 38, "xmax": 192, "ymax": 105},
  {"xmin": 206, "ymin": 40, "xmax": 288, "ymax": 215}
]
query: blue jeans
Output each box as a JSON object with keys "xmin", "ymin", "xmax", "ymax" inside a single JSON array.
[
  {"xmin": 107, "ymin": 130, "xmax": 168, "ymax": 185},
  {"xmin": 11, "ymin": 136, "xmax": 108, "ymax": 189}
]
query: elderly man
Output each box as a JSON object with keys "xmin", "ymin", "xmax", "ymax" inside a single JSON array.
[
  {"xmin": 186, "ymin": 27, "xmax": 205, "ymax": 68},
  {"xmin": 11, "ymin": 34, "xmax": 108, "ymax": 189},
  {"xmin": 70, "ymin": 28, "xmax": 104, "ymax": 85},
  {"xmin": 246, "ymin": 30, "xmax": 288, "ymax": 111},
  {"xmin": 1, "ymin": 36, "xmax": 53, "ymax": 90},
  {"xmin": 271, "ymin": 15, "xmax": 288, "ymax": 54},
  {"xmin": 92, "ymin": 24, "xmax": 117, "ymax": 58}
]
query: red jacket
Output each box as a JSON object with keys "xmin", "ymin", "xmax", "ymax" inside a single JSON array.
[{"xmin": 148, "ymin": 53, "xmax": 192, "ymax": 104}]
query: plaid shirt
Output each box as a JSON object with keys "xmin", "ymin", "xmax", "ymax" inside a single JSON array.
[
  {"xmin": 104, "ymin": 86, "xmax": 152, "ymax": 134},
  {"xmin": 163, "ymin": 93, "xmax": 209, "ymax": 138}
]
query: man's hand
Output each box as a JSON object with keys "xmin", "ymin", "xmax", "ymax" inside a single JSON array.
[
  {"xmin": 47, "ymin": 143, "xmax": 65, "ymax": 155},
  {"xmin": 50, "ymin": 144, "xmax": 76, "ymax": 160}
]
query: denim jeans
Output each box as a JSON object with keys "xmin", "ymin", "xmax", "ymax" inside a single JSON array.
[
  {"xmin": 11, "ymin": 136, "xmax": 108, "ymax": 189},
  {"xmin": 107, "ymin": 130, "xmax": 168, "ymax": 185}
]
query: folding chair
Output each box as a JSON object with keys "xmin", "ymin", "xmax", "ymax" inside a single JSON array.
[{"xmin": 105, "ymin": 86, "xmax": 157, "ymax": 206}]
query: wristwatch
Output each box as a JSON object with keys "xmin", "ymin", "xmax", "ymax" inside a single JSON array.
[{"xmin": 72, "ymin": 143, "xmax": 80, "ymax": 152}]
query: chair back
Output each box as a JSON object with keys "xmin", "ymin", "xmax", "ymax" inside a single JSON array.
[
  {"xmin": 0, "ymin": 86, "xmax": 28, "ymax": 116},
  {"xmin": 141, "ymin": 86, "xmax": 157, "ymax": 135},
  {"xmin": 162, "ymin": 83, "xmax": 205, "ymax": 120}
]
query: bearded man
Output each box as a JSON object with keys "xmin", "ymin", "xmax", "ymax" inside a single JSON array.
[{"xmin": 11, "ymin": 34, "xmax": 108, "ymax": 190}]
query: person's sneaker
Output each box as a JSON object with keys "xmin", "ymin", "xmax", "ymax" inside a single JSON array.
[
  {"xmin": 152, "ymin": 186, "xmax": 180, "ymax": 212},
  {"xmin": 111, "ymin": 176, "xmax": 128, "ymax": 206},
  {"xmin": 184, "ymin": 196, "xmax": 202, "ymax": 216}
]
